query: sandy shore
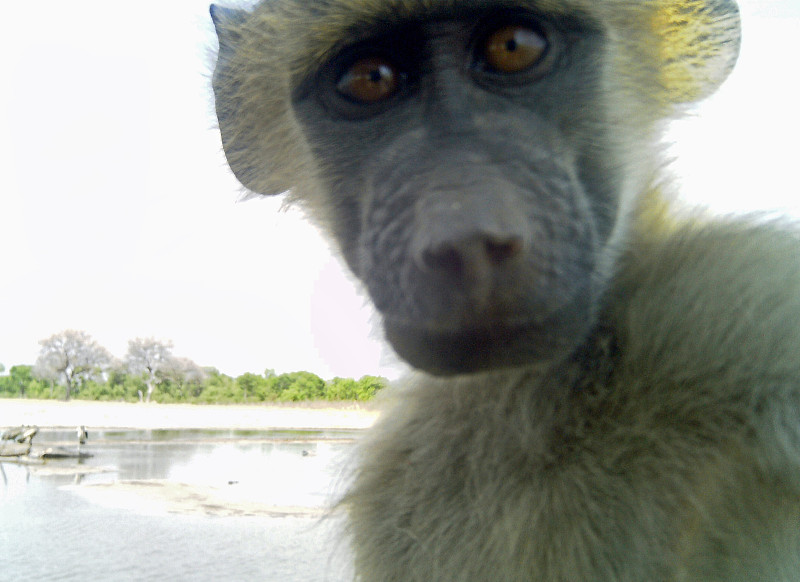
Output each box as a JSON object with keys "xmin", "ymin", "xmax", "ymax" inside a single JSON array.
[{"xmin": 0, "ymin": 398, "xmax": 379, "ymax": 431}]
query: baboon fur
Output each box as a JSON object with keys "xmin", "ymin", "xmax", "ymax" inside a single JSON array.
[{"xmin": 211, "ymin": 1, "xmax": 800, "ymax": 580}]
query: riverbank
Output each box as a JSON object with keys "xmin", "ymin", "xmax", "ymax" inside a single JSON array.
[{"xmin": 0, "ymin": 398, "xmax": 379, "ymax": 431}]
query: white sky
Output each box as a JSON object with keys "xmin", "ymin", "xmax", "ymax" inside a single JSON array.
[{"xmin": 0, "ymin": 1, "xmax": 798, "ymax": 381}]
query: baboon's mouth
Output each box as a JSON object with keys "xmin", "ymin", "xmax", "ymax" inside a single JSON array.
[{"xmin": 384, "ymin": 316, "xmax": 584, "ymax": 376}]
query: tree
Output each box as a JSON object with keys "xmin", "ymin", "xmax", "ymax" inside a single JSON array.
[
  {"xmin": 355, "ymin": 375, "xmax": 388, "ymax": 400},
  {"xmin": 125, "ymin": 337, "xmax": 174, "ymax": 403},
  {"xmin": 160, "ymin": 356, "xmax": 206, "ymax": 400},
  {"xmin": 35, "ymin": 330, "xmax": 112, "ymax": 400},
  {"xmin": 236, "ymin": 372, "xmax": 267, "ymax": 402},
  {"xmin": 7, "ymin": 365, "xmax": 35, "ymax": 398},
  {"xmin": 325, "ymin": 375, "xmax": 388, "ymax": 400},
  {"xmin": 270, "ymin": 371, "xmax": 326, "ymax": 401},
  {"xmin": 325, "ymin": 377, "xmax": 359, "ymax": 400}
]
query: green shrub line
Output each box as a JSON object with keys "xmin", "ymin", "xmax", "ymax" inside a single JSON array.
[{"xmin": 0, "ymin": 365, "xmax": 388, "ymax": 403}]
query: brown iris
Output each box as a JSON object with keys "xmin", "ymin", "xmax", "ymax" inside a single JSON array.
[
  {"xmin": 483, "ymin": 24, "xmax": 548, "ymax": 74},
  {"xmin": 337, "ymin": 57, "xmax": 399, "ymax": 103}
]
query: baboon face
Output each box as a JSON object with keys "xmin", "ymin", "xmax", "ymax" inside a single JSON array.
[
  {"xmin": 212, "ymin": 1, "xmax": 740, "ymax": 376},
  {"xmin": 292, "ymin": 12, "xmax": 626, "ymax": 374}
]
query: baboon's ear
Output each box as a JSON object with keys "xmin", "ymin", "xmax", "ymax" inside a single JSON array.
[
  {"xmin": 653, "ymin": 0, "xmax": 741, "ymax": 104},
  {"xmin": 210, "ymin": 4, "xmax": 299, "ymax": 196},
  {"xmin": 210, "ymin": 5, "xmax": 247, "ymax": 64}
]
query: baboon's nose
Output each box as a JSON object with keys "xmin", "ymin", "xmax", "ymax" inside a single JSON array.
[
  {"xmin": 415, "ymin": 232, "xmax": 525, "ymax": 311},
  {"xmin": 418, "ymin": 234, "xmax": 524, "ymax": 277}
]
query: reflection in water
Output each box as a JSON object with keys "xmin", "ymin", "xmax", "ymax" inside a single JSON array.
[{"xmin": 0, "ymin": 429, "xmax": 357, "ymax": 582}]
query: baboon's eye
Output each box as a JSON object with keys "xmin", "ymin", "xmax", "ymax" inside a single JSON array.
[
  {"xmin": 481, "ymin": 24, "xmax": 548, "ymax": 74},
  {"xmin": 337, "ymin": 57, "xmax": 400, "ymax": 103}
]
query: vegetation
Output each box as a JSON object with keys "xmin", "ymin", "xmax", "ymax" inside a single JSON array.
[
  {"xmin": 0, "ymin": 363, "xmax": 388, "ymax": 403},
  {"xmin": 0, "ymin": 330, "xmax": 389, "ymax": 403}
]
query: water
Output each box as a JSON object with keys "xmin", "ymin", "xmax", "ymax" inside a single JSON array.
[{"xmin": 0, "ymin": 429, "xmax": 356, "ymax": 581}]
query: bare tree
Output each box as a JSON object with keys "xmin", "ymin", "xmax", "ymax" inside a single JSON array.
[
  {"xmin": 125, "ymin": 337, "xmax": 174, "ymax": 403},
  {"xmin": 35, "ymin": 330, "xmax": 112, "ymax": 400}
]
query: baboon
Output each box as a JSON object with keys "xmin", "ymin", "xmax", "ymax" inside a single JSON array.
[{"xmin": 210, "ymin": 1, "xmax": 800, "ymax": 580}]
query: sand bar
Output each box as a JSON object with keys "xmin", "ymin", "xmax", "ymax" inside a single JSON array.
[
  {"xmin": 0, "ymin": 398, "xmax": 378, "ymax": 431},
  {"xmin": 62, "ymin": 480, "xmax": 330, "ymax": 518}
]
